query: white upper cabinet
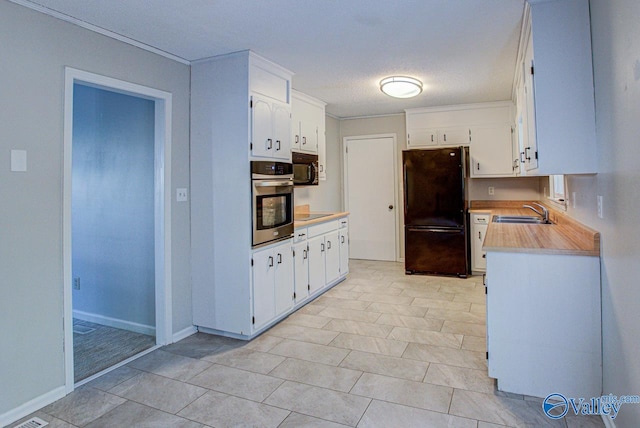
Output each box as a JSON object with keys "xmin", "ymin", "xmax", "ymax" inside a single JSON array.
[
  {"xmin": 469, "ymin": 126, "xmax": 514, "ymax": 177},
  {"xmin": 514, "ymin": 0, "xmax": 597, "ymax": 175},
  {"xmin": 291, "ymin": 90, "xmax": 327, "ymax": 177},
  {"xmin": 407, "ymin": 102, "xmax": 515, "ymax": 178},
  {"xmin": 251, "ymin": 95, "xmax": 291, "ymax": 160}
]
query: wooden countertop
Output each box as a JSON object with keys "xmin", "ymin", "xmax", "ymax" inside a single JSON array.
[
  {"xmin": 470, "ymin": 201, "xmax": 600, "ymax": 257},
  {"xmin": 294, "ymin": 211, "xmax": 349, "ymax": 228}
]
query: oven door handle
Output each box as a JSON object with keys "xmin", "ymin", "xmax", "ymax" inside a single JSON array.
[{"xmin": 253, "ymin": 180, "xmax": 293, "ymax": 188}]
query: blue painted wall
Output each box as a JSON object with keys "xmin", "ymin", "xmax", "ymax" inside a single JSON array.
[{"xmin": 72, "ymin": 84, "xmax": 155, "ymax": 329}]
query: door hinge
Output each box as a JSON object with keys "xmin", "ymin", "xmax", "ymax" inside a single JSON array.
[
  {"xmin": 530, "ymin": 65, "xmax": 534, "ymax": 76},
  {"xmin": 293, "ymin": 250, "xmax": 296, "ymax": 257},
  {"xmin": 535, "ymin": 151, "xmax": 538, "ymax": 160},
  {"xmin": 485, "ymin": 286, "xmax": 487, "ymax": 295},
  {"xmin": 250, "ymin": 142, "xmax": 253, "ymax": 151},
  {"xmin": 250, "ymin": 99, "xmax": 253, "ymax": 108},
  {"xmin": 345, "ymin": 146, "xmax": 348, "ymax": 154},
  {"xmin": 251, "ymin": 258, "xmax": 254, "ymax": 266},
  {"xmin": 293, "ymin": 292, "xmax": 296, "ymax": 299},
  {"xmin": 307, "ymin": 284, "xmax": 310, "ymax": 291},
  {"xmin": 486, "ymin": 351, "xmax": 489, "ymax": 359},
  {"xmin": 252, "ymin": 316, "xmax": 255, "ymax": 325}
]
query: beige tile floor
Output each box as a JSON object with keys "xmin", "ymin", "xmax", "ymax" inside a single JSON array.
[{"xmin": 11, "ymin": 260, "xmax": 605, "ymax": 427}]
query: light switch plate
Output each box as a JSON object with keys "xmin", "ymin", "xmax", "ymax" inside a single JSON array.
[
  {"xmin": 176, "ymin": 188, "xmax": 188, "ymax": 202},
  {"xmin": 11, "ymin": 149, "xmax": 27, "ymax": 172}
]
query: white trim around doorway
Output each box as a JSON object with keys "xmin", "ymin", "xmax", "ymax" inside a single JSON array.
[{"xmin": 62, "ymin": 67, "xmax": 173, "ymax": 393}]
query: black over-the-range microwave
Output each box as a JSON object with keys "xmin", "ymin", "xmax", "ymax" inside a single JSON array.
[{"xmin": 292, "ymin": 151, "xmax": 319, "ymax": 186}]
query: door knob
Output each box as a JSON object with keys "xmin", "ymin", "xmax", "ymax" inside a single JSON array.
[{"xmin": 388, "ymin": 205, "xmax": 394, "ymax": 210}]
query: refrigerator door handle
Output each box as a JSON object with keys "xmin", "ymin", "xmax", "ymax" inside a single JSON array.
[{"xmin": 407, "ymin": 227, "xmax": 463, "ymax": 233}]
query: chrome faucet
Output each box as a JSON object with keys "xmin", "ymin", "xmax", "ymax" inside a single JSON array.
[{"xmin": 523, "ymin": 203, "xmax": 549, "ymax": 223}]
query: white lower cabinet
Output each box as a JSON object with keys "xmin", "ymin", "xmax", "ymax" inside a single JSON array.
[
  {"xmin": 486, "ymin": 251, "xmax": 601, "ymax": 398},
  {"xmin": 251, "ymin": 240, "xmax": 293, "ymax": 332},
  {"xmin": 293, "ymin": 240, "xmax": 309, "ymax": 304},
  {"xmin": 324, "ymin": 230, "xmax": 341, "ymax": 285},
  {"xmin": 251, "ymin": 217, "xmax": 349, "ymax": 335},
  {"xmin": 307, "ymin": 235, "xmax": 326, "ymax": 295},
  {"xmin": 470, "ymin": 213, "xmax": 490, "ymax": 273},
  {"xmin": 339, "ymin": 228, "xmax": 349, "ymax": 276}
]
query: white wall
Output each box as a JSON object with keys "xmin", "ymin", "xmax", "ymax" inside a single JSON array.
[
  {"xmin": 293, "ymin": 115, "xmax": 342, "ymax": 211},
  {"xmin": 0, "ymin": 0, "xmax": 191, "ymax": 418},
  {"xmin": 468, "ymin": 176, "xmax": 541, "ymax": 201},
  {"xmin": 564, "ymin": 1, "xmax": 640, "ymax": 426}
]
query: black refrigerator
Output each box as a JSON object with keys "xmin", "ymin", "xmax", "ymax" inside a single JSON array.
[{"xmin": 403, "ymin": 147, "xmax": 469, "ymax": 277}]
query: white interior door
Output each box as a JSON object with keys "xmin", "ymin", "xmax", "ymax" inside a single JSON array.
[{"xmin": 344, "ymin": 136, "xmax": 397, "ymax": 261}]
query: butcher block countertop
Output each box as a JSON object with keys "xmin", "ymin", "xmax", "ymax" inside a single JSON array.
[
  {"xmin": 294, "ymin": 204, "xmax": 349, "ymax": 228},
  {"xmin": 470, "ymin": 201, "xmax": 600, "ymax": 257}
]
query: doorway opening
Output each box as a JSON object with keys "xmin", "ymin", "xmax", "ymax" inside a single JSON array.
[{"xmin": 63, "ymin": 68, "xmax": 173, "ymax": 390}]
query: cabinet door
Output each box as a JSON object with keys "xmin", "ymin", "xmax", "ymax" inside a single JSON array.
[
  {"xmin": 307, "ymin": 235, "xmax": 325, "ymax": 294},
  {"xmin": 407, "ymin": 128, "xmax": 438, "ymax": 148},
  {"xmin": 252, "ymin": 248, "xmax": 275, "ymax": 330},
  {"xmin": 523, "ymin": 35, "xmax": 539, "ymax": 171},
  {"xmin": 291, "ymin": 120, "xmax": 301, "ymax": 152},
  {"xmin": 251, "ymin": 96, "xmax": 273, "ymax": 158},
  {"xmin": 438, "ymin": 127, "xmax": 470, "ymax": 146},
  {"xmin": 274, "ymin": 244, "xmax": 294, "ymax": 317},
  {"xmin": 472, "ymin": 224, "xmax": 488, "ymax": 272},
  {"xmin": 324, "ymin": 230, "xmax": 340, "ymax": 285},
  {"xmin": 272, "ymin": 102, "xmax": 291, "ymax": 160},
  {"xmin": 300, "ymin": 120, "xmax": 318, "ymax": 153},
  {"xmin": 339, "ymin": 228, "xmax": 349, "ymax": 277},
  {"xmin": 293, "ymin": 241, "xmax": 309, "ymax": 304},
  {"xmin": 470, "ymin": 126, "xmax": 514, "ymax": 177}
]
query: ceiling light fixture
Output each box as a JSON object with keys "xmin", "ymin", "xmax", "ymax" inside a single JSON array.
[{"xmin": 379, "ymin": 76, "xmax": 423, "ymax": 98}]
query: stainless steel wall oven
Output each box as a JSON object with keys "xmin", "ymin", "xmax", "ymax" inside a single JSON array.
[{"xmin": 251, "ymin": 161, "xmax": 294, "ymax": 247}]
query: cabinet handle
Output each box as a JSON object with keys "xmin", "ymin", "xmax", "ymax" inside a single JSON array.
[
  {"xmin": 477, "ymin": 162, "xmax": 480, "ymax": 171},
  {"xmin": 341, "ymin": 236, "xmax": 345, "ymax": 244},
  {"xmin": 321, "ymin": 243, "xmax": 325, "ymax": 252},
  {"xmin": 319, "ymin": 165, "xmax": 324, "ymax": 172},
  {"xmin": 277, "ymin": 253, "xmax": 282, "ymax": 264},
  {"xmin": 276, "ymin": 140, "xmax": 281, "ymax": 151},
  {"xmin": 295, "ymin": 135, "xmax": 299, "ymax": 144},
  {"xmin": 303, "ymin": 249, "xmax": 308, "ymax": 260},
  {"xmin": 524, "ymin": 147, "xmax": 531, "ymax": 161},
  {"xmin": 478, "ymin": 231, "xmax": 482, "ymax": 240},
  {"xmin": 327, "ymin": 241, "xmax": 332, "ymax": 250},
  {"xmin": 520, "ymin": 152, "xmax": 526, "ymax": 164},
  {"xmin": 302, "ymin": 136, "xmax": 307, "ymax": 145},
  {"xmin": 298, "ymin": 233, "xmax": 306, "ymax": 238},
  {"xmin": 267, "ymin": 138, "xmax": 273, "ymax": 150},
  {"xmin": 268, "ymin": 256, "xmax": 273, "ymax": 267},
  {"xmin": 443, "ymin": 133, "xmax": 447, "ymax": 142},
  {"xmin": 431, "ymin": 134, "xmax": 434, "ymax": 142}
]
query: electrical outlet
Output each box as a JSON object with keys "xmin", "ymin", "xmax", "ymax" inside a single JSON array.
[
  {"xmin": 597, "ymin": 195, "xmax": 603, "ymax": 219},
  {"xmin": 73, "ymin": 277, "xmax": 81, "ymax": 290},
  {"xmin": 488, "ymin": 186, "xmax": 495, "ymax": 195},
  {"xmin": 176, "ymin": 188, "xmax": 188, "ymax": 202}
]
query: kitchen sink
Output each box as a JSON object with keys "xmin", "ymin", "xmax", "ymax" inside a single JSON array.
[{"xmin": 492, "ymin": 215, "xmax": 553, "ymax": 224}]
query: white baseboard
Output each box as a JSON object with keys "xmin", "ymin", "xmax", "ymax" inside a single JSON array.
[
  {"xmin": 172, "ymin": 325, "xmax": 197, "ymax": 343},
  {"xmin": 602, "ymin": 414, "xmax": 616, "ymax": 428},
  {"xmin": 73, "ymin": 310, "xmax": 155, "ymax": 336},
  {"xmin": 0, "ymin": 386, "xmax": 65, "ymax": 428}
]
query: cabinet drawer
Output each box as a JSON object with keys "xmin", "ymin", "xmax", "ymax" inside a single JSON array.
[
  {"xmin": 308, "ymin": 220, "xmax": 339, "ymax": 238},
  {"xmin": 293, "ymin": 228, "xmax": 308, "ymax": 243},
  {"xmin": 473, "ymin": 214, "xmax": 490, "ymax": 224},
  {"xmin": 338, "ymin": 217, "xmax": 349, "ymax": 229}
]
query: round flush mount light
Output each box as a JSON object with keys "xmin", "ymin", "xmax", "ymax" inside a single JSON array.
[{"xmin": 379, "ymin": 76, "xmax": 423, "ymax": 98}]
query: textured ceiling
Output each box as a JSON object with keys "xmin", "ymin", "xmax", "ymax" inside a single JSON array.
[{"xmin": 19, "ymin": 0, "xmax": 525, "ymax": 118}]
